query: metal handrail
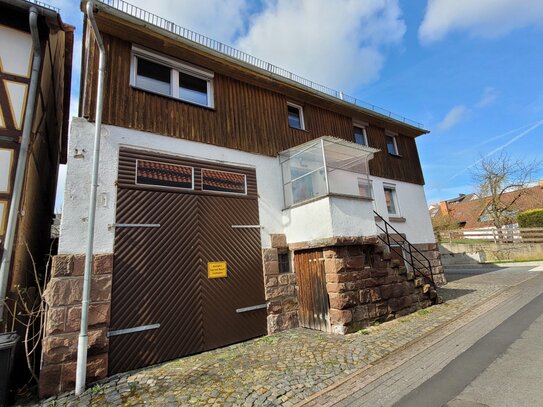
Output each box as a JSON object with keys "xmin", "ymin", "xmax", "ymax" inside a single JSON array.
[
  {"xmin": 374, "ymin": 211, "xmax": 435, "ymax": 288},
  {"xmin": 96, "ymin": 0, "xmax": 424, "ymax": 129}
]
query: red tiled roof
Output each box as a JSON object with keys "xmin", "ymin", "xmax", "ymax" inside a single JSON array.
[{"xmin": 434, "ymin": 184, "xmax": 543, "ymax": 228}]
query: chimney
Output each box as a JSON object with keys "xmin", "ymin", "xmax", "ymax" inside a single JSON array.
[{"xmin": 440, "ymin": 201, "xmax": 449, "ymax": 215}]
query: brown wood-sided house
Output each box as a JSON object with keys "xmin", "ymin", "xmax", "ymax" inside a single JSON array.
[
  {"xmin": 0, "ymin": 0, "xmax": 73, "ymax": 392},
  {"xmin": 39, "ymin": 0, "xmax": 444, "ymax": 396}
]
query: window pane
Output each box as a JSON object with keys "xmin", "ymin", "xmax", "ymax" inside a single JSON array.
[
  {"xmin": 278, "ymin": 252, "xmax": 290, "ymax": 274},
  {"xmin": 179, "ymin": 71, "xmax": 208, "ymax": 105},
  {"xmin": 136, "ymin": 160, "xmax": 193, "ymax": 189},
  {"xmin": 202, "ymin": 169, "xmax": 246, "ymax": 194},
  {"xmin": 354, "ymin": 127, "xmax": 366, "ymax": 145},
  {"xmin": 386, "ymin": 135, "xmax": 397, "ymax": 155},
  {"xmin": 358, "ymin": 178, "xmax": 372, "ymax": 199},
  {"xmin": 290, "ymin": 169, "xmax": 327, "ymax": 205},
  {"xmin": 288, "ymin": 105, "xmax": 302, "ymax": 129},
  {"xmin": 136, "ymin": 57, "xmax": 171, "ymax": 95},
  {"xmin": 384, "ymin": 187, "xmax": 397, "ymax": 214}
]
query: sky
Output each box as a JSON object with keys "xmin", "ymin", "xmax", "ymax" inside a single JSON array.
[{"xmin": 49, "ymin": 0, "xmax": 543, "ymax": 210}]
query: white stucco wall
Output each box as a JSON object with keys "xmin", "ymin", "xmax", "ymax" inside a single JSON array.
[
  {"xmin": 59, "ymin": 119, "xmax": 436, "ymax": 254},
  {"xmin": 370, "ymin": 175, "xmax": 436, "ymax": 244},
  {"xmin": 59, "ymin": 119, "xmax": 284, "ymax": 253},
  {"xmin": 282, "ymin": 198, "xmax": 334, "ymax": 243}
]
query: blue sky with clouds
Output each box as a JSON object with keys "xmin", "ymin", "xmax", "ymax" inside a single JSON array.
[{"xmin": 50, "ymin": 0, "xmax": 543, "ymax": 209}]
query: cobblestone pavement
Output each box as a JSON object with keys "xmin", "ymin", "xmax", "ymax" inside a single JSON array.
[{"xmin": 36, "ymin": 266, "xmax": 540, "ymax": 407}]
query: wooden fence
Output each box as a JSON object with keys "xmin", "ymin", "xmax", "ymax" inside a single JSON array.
[{"xmin": 437, "ymin": 227, "xmax": 543, "ymax": 244}]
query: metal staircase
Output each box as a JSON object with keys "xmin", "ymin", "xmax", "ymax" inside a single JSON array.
[{"xmin": 373, "ymin": 211, "xmax": 436, "ymax": 289}]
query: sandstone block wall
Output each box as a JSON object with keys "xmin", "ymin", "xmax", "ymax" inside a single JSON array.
[
  {"xmin": 411, "ymin": 243, "xmax": 446, "ymax": 286},
  {"xmin": 39, "ymin": 254, "xmax": 113, "ymax": 398},
  {"xmin": 263, "ymin": 234, "xmax": 299, "ymax": 333},
  {"xmin": 323, "ymin": 244, "xmax": 436, "ymax": 334}
]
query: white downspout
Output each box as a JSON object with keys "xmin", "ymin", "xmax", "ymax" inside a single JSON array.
[
  {"xmin": 75, "ymin": 0, "xmax": 106, "ymax": 396},
  {"xmin": 0, "ymin": 7, "xmax": 41, "ymax": 323}
]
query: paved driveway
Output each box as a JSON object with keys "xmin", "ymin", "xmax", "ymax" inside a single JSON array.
[{"xmin": 37, "ymin": 265, "xmax": 542, "ymax": 406}]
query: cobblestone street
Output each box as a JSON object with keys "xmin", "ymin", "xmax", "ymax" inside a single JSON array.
[{"xmin": 36, "ymin": 266, "xmax": 541, "ymax": 406}]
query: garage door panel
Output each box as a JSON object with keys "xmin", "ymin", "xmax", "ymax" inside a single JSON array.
[
  {"xmin": 110, "ymin": 189, "xmax": 203, "ymax": 373},
  {"xmin": 200, "ymin": 196, "xmax": 266, "ymax": 350},
  {"xmin": 110, "ymin": 149, "xmax": 266, "ymax": 375}
]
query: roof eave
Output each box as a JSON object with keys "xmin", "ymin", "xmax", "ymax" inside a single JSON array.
[{"xmin": 87, "ymin": 0, "xmax": 429, "ymax": 137}]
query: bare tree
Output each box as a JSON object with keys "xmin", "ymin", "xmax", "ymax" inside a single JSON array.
[{"xmin": 471, "ymin": 152, "xmax": 541, "ymax": 229}]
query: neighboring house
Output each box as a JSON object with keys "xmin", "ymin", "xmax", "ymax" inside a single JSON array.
[
  {"xmin": 431, "ymin": 183, "xmax": 543, "ymax": 230},
  {"xmin": 40, "ymin": 0, "xmax": 443, "ymax": 396},
  {"xmin": 0, "ymin": 0, "xmax": 72, "ymax": 334},
  {"xmin": 0, "ymin": 0, "xmax": 73, "ymax": 391}
]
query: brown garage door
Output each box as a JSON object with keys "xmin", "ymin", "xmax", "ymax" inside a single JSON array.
[{"xmin": 108, "ymin": 148, "xmax": 266, "ymax": 374}]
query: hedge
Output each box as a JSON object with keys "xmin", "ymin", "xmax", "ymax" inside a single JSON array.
[{"xmin": 518, "ymin": 208, "xmax": 543, "ymax": 227}]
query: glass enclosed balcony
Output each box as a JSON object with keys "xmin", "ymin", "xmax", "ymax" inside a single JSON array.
[{"xmin": 279, "ymin": 136, "xmax": 379, "ymax": 208}]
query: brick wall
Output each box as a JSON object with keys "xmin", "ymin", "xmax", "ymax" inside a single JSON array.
[
  {"xmin": 323, "ymin": 244, "xmax": 437, "ymax": 334},
  {"xmin": 39, "ymin": 254, "xmax": 113, "ymax": 398},
  {"xmin": 263, "ymin": 234, "xmax": 299, "ymax": 333}
]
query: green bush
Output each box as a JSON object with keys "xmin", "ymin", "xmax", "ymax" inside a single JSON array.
[{"xmin": 518, "ymin": 208, "xmax": 543, "ymax": 227}]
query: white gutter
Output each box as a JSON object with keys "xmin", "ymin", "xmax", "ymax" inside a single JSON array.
[
  {"xmin": 0, "ymin": 7, "xmax": 41, "ymax": 323},
  {"xmin": 75, "ymin": 0, "xmax": 106, "ymax": 396}
]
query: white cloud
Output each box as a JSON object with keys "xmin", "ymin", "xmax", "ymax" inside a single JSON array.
[
  {"xmin": 419, "ymin": 0, "xmax": 543, "ymax": 44},
  {"xmin": 476, "ymin": 87, "xmax": 498, "ymax": 108},
  {"xmin": 236, "ymin": 0, "xmax": 405, "ymax": 91},
  {"xmin": 128, "ymin": 0, "xmax": 251, "ymax": 44},
  {"xmin": 438, "ymin": 105, "xmax": 468, "ymax": 130},
  {"xmin": 56, "ymin": 0, "xmax": 405, "ymax": 94}
]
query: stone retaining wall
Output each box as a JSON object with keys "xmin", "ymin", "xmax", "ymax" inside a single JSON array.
[
  {"xmin": 439, "ymin": 241, "xmax": 543, "ymax": 264},
  {"xmin": 412, "ymin": 243, "xmax": 446, "ymax": 286},
  {"xmin": 39, "ymin": 254, "xmax": 113, "ymax": 398},
  {"xmin": 323, "ymin": 244, "xmax": 436, "ymax": 334}
]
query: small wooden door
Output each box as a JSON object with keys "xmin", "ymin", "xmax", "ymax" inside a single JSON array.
[{"xmin": 294, "ymin": 250, "xmax": 330, "ymax": 332}]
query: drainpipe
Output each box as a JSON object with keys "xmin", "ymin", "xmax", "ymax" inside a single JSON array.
[
  {"xmin": 0, "ymin": 7, "xmax": 41, "ymax": 324},
  {"xmin": 75, "ymin": 0, "xmax": 106, "ymax": 396}
]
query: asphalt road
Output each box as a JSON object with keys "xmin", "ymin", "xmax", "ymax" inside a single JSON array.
[
  {"xmin": 395, "ymin": 270, "xmax": 543, "ymax": 407},
  {"xmin": 302, "ymin": 264, "xmax": 543, "ymax": 407}
]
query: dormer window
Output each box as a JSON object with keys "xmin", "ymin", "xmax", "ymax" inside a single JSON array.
[
  {"xmin": 385, "ymin": 131, "xmax": 399, "ymax": 155},
  {"xmin": 287, "ymin": 102, "xmax": 305, "ymax": 130},
  {"xmin": 131, "ymin": 45, "xmax": 214, "ymax": 108}
]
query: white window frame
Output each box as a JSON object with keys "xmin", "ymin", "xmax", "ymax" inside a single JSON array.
[
  {"xmin": 385, "ymin": 131, "xmax": 399, "ymax": 156},
  {"xmin": 130, "ymin": 45, "xmax": 214, "ymax": 108},
  {"xmin": 287, "ymin": 102, "xmax": 305, "ymax": 130},
  {"xmin": 353, "ymin": 122, "xmax": 368, "ymax": 146},
  {"xmin": 383, "ymin": 183, "xmax": 400, "ymax": 216}
]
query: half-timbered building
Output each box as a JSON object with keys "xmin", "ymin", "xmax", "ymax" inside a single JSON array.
[{"xmin": 0, "ymin": 0, "xmax": 73, "ymax": 394}]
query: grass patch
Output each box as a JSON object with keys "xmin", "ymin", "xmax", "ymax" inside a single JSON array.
[
  {"xmin": 90, "ymin": 384, "xmax": 104, "ymax": 395},
  {"xmin": 444, "ymin": 239, "xmax": 490, "ymax": 244},
  {"xmin": 417, "ymin": 309, "xmax": 432, "ymax": 315},
  {"xmin": 358, "ymin": 329, "xmax": 371, "ymax": 335},
  {"xmin": 258, "ymin": 335, "xmax": 280, "ymax": 345}
]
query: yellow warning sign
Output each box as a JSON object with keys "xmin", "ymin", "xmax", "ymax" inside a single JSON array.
[{"xmin": 208, "ymin": 261, "xmax": 227, "ymax": 279}]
